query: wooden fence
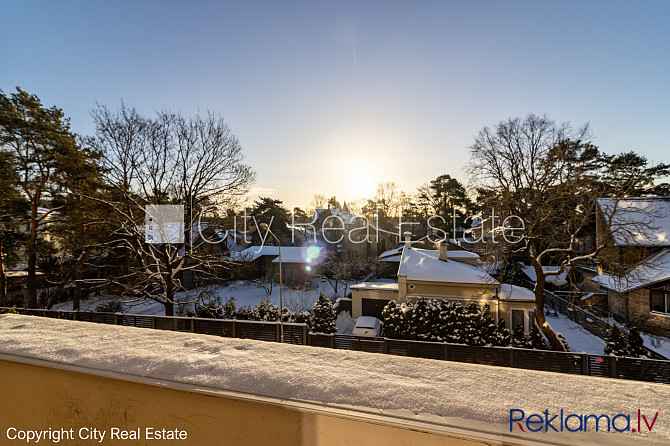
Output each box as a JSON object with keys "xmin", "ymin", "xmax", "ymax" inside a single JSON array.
[{"xmin": 3, "ymin": 307, "xmax": 670, "ymax": 384}]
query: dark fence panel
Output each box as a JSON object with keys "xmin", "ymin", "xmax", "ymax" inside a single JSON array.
[
  {"xmin": 153, "ymin": 316, "xmax": 191, "ymax": 333},
  {"xmin": 282, "ymin": 324, "xmax": 306, "ymax": 345},
  {"xmin": 59, "ymin": 311, "xmax": 76, "ymax": 321},
  {"xmin": 386, "ymin": 339, "xmax": 445, "ymax": 360},
  {"xmin": 588, "ymin": 355, "xmax": 613, "ymax": 378},
  {"xmin": 513, "ymin": 349, "xmax": 584, "ymax": 375},
  {"xmin": 120, "ymin": 314, "xmax": 153, "ymax": 329},
  {"xmin": 193, "ymin": 318, "xmax": 231, "ymax": 337},
  {"xmin": 334, "ymin": 335, "xmax": 384, "ymax": 354},
  {"xmin": 616, "ymin": 357, "xmax": 670, "ymax": 384},
  {"xmin": 235, "ymin": 320, "xmax": 277, "ymax": 342},
  {"xmin": 446, "ymin": 344, "xmax": 510, "ymax": 367},
  {"xmin": 308, "ymin": 333, "xmax": 335, "ymax": 348}
]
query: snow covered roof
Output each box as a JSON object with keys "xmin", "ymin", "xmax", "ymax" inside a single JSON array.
[
  {"xmin": 522, "ymin": 266, "xmax": 570, "ymax": 286},
  {"xmin": 593, "ymin": 248, "xmax": 670, "ymax": 292},
  {"xmin": 597, "ymin": 197, "xmax": 670, "ymax": 247},
  {"xmin": 350, "ymin": 282, "xmax": 399, "ymax": 291},
  {"xmin": 232, "ymin": 245, "xmax": 287, "ymax": 261},
  {"xmin": 3, "ymin": 315, "xmax": 669, "ymax": 444},
  {"xmin": 271, "ymin": 246, "xmax": 322, "ymax": 264},
  {"xmin": 398, "ymin": 248, "xmax": 497, "ymax": 286},
  {"xmin": 380, "ymin": 246, "xmax": 479, "ymax": 263},
  {"xmin": 498, "ymin": 284, "xmax": 535, "ymax": 302},
  {"xmin": 232, "ymin": 245, "xmax": 322, "ymax": 264}
]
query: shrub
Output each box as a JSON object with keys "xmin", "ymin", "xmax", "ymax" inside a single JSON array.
[
  {"xmin": 312, "ymin": 293, "xmax": 336, "ymax": 334},
  {"xmin": 95, "ymin": 301, "xmax": 124, "ymax": 313},
  {"xmin": 604, "ymin": 325, "xmax": 627, "ymax": 356}
]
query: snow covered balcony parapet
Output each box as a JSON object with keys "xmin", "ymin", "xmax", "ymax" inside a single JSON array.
[{"xmin": 2, "ymin": 314, "xmax": 670, "ymax": 445}]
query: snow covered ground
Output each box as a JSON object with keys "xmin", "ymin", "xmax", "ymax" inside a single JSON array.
[
  {"xmin": 52, "ymin": 279, "xmax": 355, "ymax": 315},
  {"xmin": 1, "ymin": 314, "xmax": 668, "ymax": 445},
  {"xmin": 544, "ymin": 312, "xmax": 607, "ymax": 354}
]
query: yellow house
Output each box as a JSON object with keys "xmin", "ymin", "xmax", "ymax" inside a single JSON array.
[{"xmin": 351, "ymin": 241, "xmax": 537, "ymax": 334}]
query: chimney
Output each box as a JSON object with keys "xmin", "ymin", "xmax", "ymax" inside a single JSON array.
[
  {"xmin": 439, "ymin": 242, "xmax": 448, "ymax": 261},
  {"xmin": 404, "ymin": 231, "xmax": 412, "ymax": 248}
]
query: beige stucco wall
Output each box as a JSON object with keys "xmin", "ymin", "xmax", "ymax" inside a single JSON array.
[
  {"xmin": 0, "ymin": 355, "xmax": 493, "ymax": 446},
  {"xmin": 352, "ymin": 276, "xmax": 535, "ymax": 332}
]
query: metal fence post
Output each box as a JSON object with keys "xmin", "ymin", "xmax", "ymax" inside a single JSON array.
[
  {"xmin": 302, "ymin": 325, "xmax": 307, "ymax": 345},
  {"xmin": 582, "ymin": 354, "xmax": 589, "ymax": 375}
]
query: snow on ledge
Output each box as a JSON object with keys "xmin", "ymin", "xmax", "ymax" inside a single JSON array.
[{"xmin": 1, "ymin": 314, "xmax": 669, "ymax": 444}]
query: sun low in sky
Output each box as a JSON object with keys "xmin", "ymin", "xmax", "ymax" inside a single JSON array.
[{"xmin": 2, "ymin": 1, "xmax": 669, "ymax": 207}]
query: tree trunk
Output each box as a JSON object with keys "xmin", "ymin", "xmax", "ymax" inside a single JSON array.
[
  {"xmin": 0, "ymin": 242, "xmax": 6, "ymax": 305},
  {"xmin": 532, "ymin": 263, "xmax": 566, "ymax": 351},
  {"xmin": 73, "ymin": 267, "xmax": 82, "ymax": 312},
  {"xmin": 164, "ymin": 297, "xmax": 174, "ymax": 317},
  {"xmin": 26, "ymin": 204, "xmax": 39, "ymax": 308},
  {"xmin": 164, "ymin": 265, "xmax": 174, "ymax": 316}
]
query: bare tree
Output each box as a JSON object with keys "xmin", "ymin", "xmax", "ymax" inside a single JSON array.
[
  {"xmin": 467, "ymin": 114, "xmax": 669, "ymax": 350},
  {"xmin": 311, "ymin": 194, "xmax": 326, "ymax": 209},
  {"xmin": 90, "ymin": 103, "xmax": 254, "ymax": 316}
]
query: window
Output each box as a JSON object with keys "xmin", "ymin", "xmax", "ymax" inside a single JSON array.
[
  {"xmin": 650, "ymin": 284, "xmax": 670, "ymax": 314},
  {"xmin": 511, "ymin": 309, "xmax": 525, "ymax": 333},
  {"xmin": 528, "ymin": 311, "xmax": 536, "ymax": 330}
]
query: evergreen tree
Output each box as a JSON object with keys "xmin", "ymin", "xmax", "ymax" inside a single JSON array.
[
  {"xmin": 527, "ymin": 325, "xmax": 549, "ymax": 350},
  {"xmin": 604, "ymin": 325, "xmax": 627, "ymax": 356},
  {"xmin": 626, "ymin": 327, "xmax": 646, "ymax": 358},
  {"xmin": 478, "ymin": 306, "xmax": 498, "ymax": 346},
  {"xmin": 492, "ymin": 319, "xmax": 511, "ymax": 346},
  {"xmin": 312, "ymin": 293, "xmax": 336, "ymax": 333},
  {"xmin": 222, "ymin": 297, "xmax": 236, "ymax": 318},
  {"xmin": 1, "ymin": 87, "xmax": 92, "ymax": 307},
  {"xmin": 382, "ymin": 300, "xmax": 409, "ymax": 339},
  {"xmin": 511, "ymin": 328, "xmax": 528, "ymax": 348}
]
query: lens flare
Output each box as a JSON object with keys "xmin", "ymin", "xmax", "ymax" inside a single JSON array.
[{"xmin": 301, "ymin": 242, "xmax": 326, "ymax": 265}]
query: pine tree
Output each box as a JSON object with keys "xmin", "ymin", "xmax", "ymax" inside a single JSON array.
[
  {"xmin": 626, "ymin": 327, "xmax": 646, "ymax": 358},
  {"xmin": 492, "ymin": 319, "xmax": 511, "ymax": 346},
  {"xmin": 604, "ymin": 325, "xmax": 627, "ymax": 356},
  {"xmin": 312, "ymin": 293, "xmax": 336, "ymax": 334}
]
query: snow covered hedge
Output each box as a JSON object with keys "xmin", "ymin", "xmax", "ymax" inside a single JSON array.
[{"xmin": 382, "ymin": 298, "xmax": 548, "ymax": 349}]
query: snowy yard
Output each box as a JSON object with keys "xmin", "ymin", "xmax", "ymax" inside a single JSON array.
[
  {"xmin": 1, "ymin": 314, "xmax": 668, "ymax": 445},
  {"xmin": 545, "ymin": 312, "xmax": 606, "ymax": 354},
  {"xmin": 546, "ymin": 311, "xmax": 670, "ymax": 358},
  {"xmin": 52, "ymin": 279, "xmax": 355, "ymax": 316}
]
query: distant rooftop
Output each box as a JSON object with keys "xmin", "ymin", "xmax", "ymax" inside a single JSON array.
[
  {"xmin": 597, "ymin": 197, "xmax": 670, "ymax": 247},
  {"xmin": 398, "ymin": 248, "xmax": 497, "ymax": 286}
]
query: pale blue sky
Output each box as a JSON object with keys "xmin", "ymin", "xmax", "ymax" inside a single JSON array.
[{"xmin": 2, "ymin": 1, "xmax": 669, "ymax": 206}]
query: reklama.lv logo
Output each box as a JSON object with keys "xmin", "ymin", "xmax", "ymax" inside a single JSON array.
[{"xmin": 510, "ymin": 409, "xmax": 659, "ymax": 433}]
